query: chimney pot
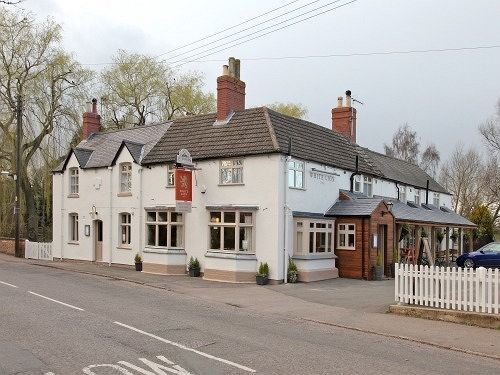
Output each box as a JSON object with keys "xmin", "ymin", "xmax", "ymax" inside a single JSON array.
[
  {"xmin": 337, "ymin": 96, "xmax": 343, "ymax": 108},
  {"xmin": 332, "ymin": 90, "xmax": 357, "ymax": 142},
  {"xmin": 345, "ymin": 90, "xmax": 352, "ymax": 107},
  {"xmin": 91, "ymin": 98, "xmax": 97, "ymax": 113},
  {"xmin": 82, "ymin": 98, "xmax": 101, "ymax": 140},
  {"xmin": 222, "ymin": 65, "xmax": 229, "ymax": 76}
]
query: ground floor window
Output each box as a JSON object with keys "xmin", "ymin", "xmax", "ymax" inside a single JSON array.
[
  {"xmin": 337, "ymin": 223, "xmax": 355, "ymax": 250},
  {"xmin": 69, "ymin": 213, "xmax": 79, "ymax": 242},
  {"xmin": 120, "ymin": 213, "xmax": 131, "ymax": 246},
  {"xmin": 294, "ymin": 218, "xmax": 334, "ymax": 255},
  {"xmin": 146, "ymin": 211, "xmax": 184, "ymax": 248},
  {"xmin": 209, "ymin": 211, "xmax": 254, "ymax": 252}
]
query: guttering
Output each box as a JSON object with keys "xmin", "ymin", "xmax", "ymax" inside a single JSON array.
[
  {"xmin": 425, "ymin": 179, "xmax": 430, "ymax": 205},
  {"xmin": 395, "ymin": 182, "xmax": 400, "ymax": 200},
  {"xmin": 349, "ymin": 155, "xmax": 360, "ymax": 192},
  {"xmin": 283, "ymin": 154, "xmax": 291, "ymax": 284},
  {"xmin": 138, "ymin": 166, "xmax": 143, "ymax": 259},
  {"xmin": 108, "ymin": 166, "xmax": 113, "ymax": 266}
]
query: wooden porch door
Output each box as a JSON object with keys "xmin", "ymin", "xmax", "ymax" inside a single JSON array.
[
  {"xmin": 94, "ymin": 220, "xmax": 103, "ymax": 262},
  {"xmin": 379, "ymin": 224, "xmax": 388, "ymax": 277}
]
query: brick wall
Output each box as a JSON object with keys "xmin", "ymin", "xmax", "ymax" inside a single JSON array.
[{"xmin": 0, "ymin": 237, "xmax": 26, "ymax": 257}]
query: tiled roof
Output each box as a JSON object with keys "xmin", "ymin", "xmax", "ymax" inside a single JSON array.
[
  {"xmin": 54, "ymin": 123, "xmax": 169, "ymax": 172},
  {"xmin": 363, "ymin": 149, "xmax": 448, "ymax": 194},
  {"xmin": 325, "ymin": 198, "xmax": 384, "ymax": 216}
]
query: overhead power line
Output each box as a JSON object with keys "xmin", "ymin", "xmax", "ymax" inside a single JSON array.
[
  {"xmin": 154, "ymin": 0, "xmax": 302, "ymax": 58},
  {"xmin": 170, "ymin": 0, "xmax": 359, "ymax": 68}
]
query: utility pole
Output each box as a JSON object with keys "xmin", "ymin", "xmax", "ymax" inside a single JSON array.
[{"xmin": 14, "ymin": 94, "xmax": 22, "ymax": 258}]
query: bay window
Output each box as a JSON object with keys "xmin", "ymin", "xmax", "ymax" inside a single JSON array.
[
  {"xmin": 337, "ymin": 224, "xmax": 355, "ymax": 250},
  {"xmin": 146, "ymin": 211, "xmax": 184, "ymax": 248},
  {"xmin": 294, "ymin": 219, "xmax": 334, "ymax": 255},
  {"xmin": 209, "ymin": 211, "xmax": 254, "ymax": 252}
]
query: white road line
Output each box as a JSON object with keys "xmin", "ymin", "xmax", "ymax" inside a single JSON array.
[
  {"xmin": 114, "ymin": 321, "xmax": 256, "ymax": 373},
  {"xmin": 0, "ymin": 280, "xmax": 18, "ymax": 288},
  {"xmin": 28, "ymin": 291, "xmax": 85, "ymax": 311}
]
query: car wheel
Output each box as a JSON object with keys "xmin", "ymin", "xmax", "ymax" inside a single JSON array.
[{"xmin": 463, "ymin": 258, "xmax": 475, "ymax": 269}]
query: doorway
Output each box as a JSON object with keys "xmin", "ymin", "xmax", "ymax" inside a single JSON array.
[
  {"xmin": 94, "ymin": 220, "xmax": 103, "ymax": 262},
  {"xmin": 378, "ymin": 224, "xmax": 388, "ymax": 276}
]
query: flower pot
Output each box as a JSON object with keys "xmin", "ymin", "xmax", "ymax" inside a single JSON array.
[
  {"xmin": 374, "ymin": 265, "xmax": 384, "ymax": 281},
  {"xmin": 189, "ymin": 268, "xmax": 200, "ymax": 277},
  {"xmin": 256, "ymin": 275, "xmax": 269, "ymax": 285},
  {"xmin": 135, "ymin": 262, "xmax": 142, "ymax": 272}
]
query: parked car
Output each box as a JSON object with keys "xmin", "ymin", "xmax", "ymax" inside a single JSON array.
[{"xmin": 456, "ymin": 242, "xmax": 500, "ymax": 269}]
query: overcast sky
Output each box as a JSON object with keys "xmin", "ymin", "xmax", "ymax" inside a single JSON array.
[{"xmin": 18, "ymin": 0, "xmax": 500, "ymax": 160}]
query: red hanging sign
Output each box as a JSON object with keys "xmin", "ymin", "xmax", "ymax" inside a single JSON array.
[{"xmin": 175, "ymin": 168, "xmax": 192, "ymax": 212}]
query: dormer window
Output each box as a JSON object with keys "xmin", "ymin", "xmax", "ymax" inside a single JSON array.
[
  {"xmin": 120, "ymin": 163, "xmax": 132, "ymax": 193},
  {"xmin": 69, "ymin": 168, "xmax": 79, "ymax": 195}
]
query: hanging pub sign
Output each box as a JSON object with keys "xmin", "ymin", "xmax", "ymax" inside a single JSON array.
[
  {"xmin": 176, "ymin": 148, "xmax": 194, "ymax": 168},
  {"xmin": 175, "ymin": 168, "xmax": 192, "ymax": 213}
]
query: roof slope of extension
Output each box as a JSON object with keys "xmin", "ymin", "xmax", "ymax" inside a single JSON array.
[
  {"xmin": 326, "ymin": 190, "xmax": 475, "ymax": 227},
  {"xmin": 362, "ymin": 149, "xmax": 448, "ymax": 194},
  {"xmin": 54, "ymin": 122, "xmax": 170, "ymax": 172}
]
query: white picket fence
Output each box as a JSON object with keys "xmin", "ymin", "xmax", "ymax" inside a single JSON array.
[
  {"xmin": 25, "ymin": 240, "xmax": 53, "ymax": 261},
  {"xmin": 395, "ymin": 263, "xmax": 499, "ymax": 314}
]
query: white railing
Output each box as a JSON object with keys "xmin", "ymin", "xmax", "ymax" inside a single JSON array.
[
  {"xmin": 395, "ymin": 263, "xmax": 499, "ymax": 314},
  {"xmin": 25, "ymin": 240, "xmax": 53, "ymax": 261}
]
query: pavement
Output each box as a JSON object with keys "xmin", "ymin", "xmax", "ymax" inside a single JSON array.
[{"xmin": 1, "ymin": 253, "xmax": 499, "ymax": 374}]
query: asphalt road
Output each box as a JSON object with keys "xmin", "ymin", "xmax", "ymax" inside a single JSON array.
[{"xmin": 0, "ymin": 260, "xmax": 498, "ymax": 375}]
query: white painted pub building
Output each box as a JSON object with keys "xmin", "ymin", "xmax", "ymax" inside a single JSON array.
[{"xmin": 53, "ymin": 58, "xmax": 473, "ymax": 283}]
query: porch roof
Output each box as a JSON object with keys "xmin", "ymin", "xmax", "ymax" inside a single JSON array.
[{"xmin": 325, "ymin": 198, "xmax": 384, "ymax": 217}]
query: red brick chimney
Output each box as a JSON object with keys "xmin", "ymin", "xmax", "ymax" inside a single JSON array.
[
  {"xmin": 217, "ymin": 57, "xmax": 245, "ymax": 121},
  {"xmin": 82, "ymin": 98, "xmax": 101, "ymax": 140},
  {"xmin": 332, "ymin": 90, "xmax": 357, "ymax": 143}
]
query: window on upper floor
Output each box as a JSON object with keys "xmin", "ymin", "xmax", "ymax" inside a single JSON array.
[
  {"xmin": 69, "ymin": 168, "xmax": 79, "ymax": 195},
  {"xmin": 363, "ymin": 176, "xmax": 373, "ymax": 197},
  {"xmin": 120, "ymin": 213, "xmax": 131, "ymax": 246},
  {"xmin": 433, "ymin": 192, "xmax": 440, "ymax": 206},
  {"xmin": 337, "ymin": 223, "xmax": 356, "ymax": 250},
  {"xmin": 399, "ymin": 186, "xmax": 407, "ymax": 203},
  {"xmin": 294, "ymin": 219, "xmax": 334, "ymax": 255},
  {"xmin": 209, "ymin": 211, "xmax": 254, "ymax": 252},
  {"xmin": 354, "ymin": 175, "xmax": 361, "ymax": 193},
  {"xmin": 167, "ymin": 164, "xmax": 175, "ymax": 187},
  {"xmin": 220, "ymin": 159, "xmax": 243, "ymax": 185},
  {"xmin": 69, "ymin": 213, "xmax": 79, "ymax": 242},
  {"xmin": 288, "ymin": 160, "xmax": 305, "ymax": 189},
  {"xmin": 146, "ymin": 211, "xmax": 184, "ymax": 248},
  {"xmin": 414, "ymin": 189, "xmax": 420, "ymax": 205},
  {"xmin": 120, "ymin": 163, "xmax": 132, "ymax": 193}
]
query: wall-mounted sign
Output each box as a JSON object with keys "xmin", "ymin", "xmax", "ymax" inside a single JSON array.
[
  {"xmin": 310, "ymin": 171, "xmax": 335, "ymax": 182},
  {"xmin": 175, "ymin": 168, "xmax": 192, "ymax": 213},
  {"xmin": 176, "ymin": 149, "xmax": 194, "ymax": 167},
  {"xmin": 84, "ymin": 225, "xmax": 91, "ymax": 237},
  {"xmin": 372, "ymin": 234, "xmax": 378, "ymax": 248}
]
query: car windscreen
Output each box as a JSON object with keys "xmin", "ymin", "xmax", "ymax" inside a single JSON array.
[{"xmin": 481, "ymin": 242, "xmax": 500, "ymax": 253}]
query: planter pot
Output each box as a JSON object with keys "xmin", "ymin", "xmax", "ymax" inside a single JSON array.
[
  {"xmin": 189, "ymin": 268, "xmax": 200, "ymax": 277},
  {"xmin": 135, "ymin": 262, "xmax": 142, "ymax": 272},
  {"xmin": 374, "ymin": 265, "xmax": 384, "ymax": 281},
  {"xmin": 256, "ymin": 275, "xmax": 269, "ymax": 285}
]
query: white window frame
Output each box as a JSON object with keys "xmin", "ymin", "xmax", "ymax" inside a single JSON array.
[
  {"xmin": 69, "ymin": 213, "xmax": 79, "ymax": 242},
  {"xmin": 337, "ymin": 223, "xmax": 356, "ymax": 250},
  {"xmin": 288, "ymin": 160, "xmax": 305, "ymax": 189},
  {"xmin": 208, "ymin": 211, "xmax": 254, "ymax": 252},
  {"xmin": 399, "ymin": 185, "xmax": 407, "ymax": 203},
  {"xmin": 120, "ymin": 213, "xmax": 131, "ymax": 247},
  {"xmin": 145, "ymin": 211, "xmax": 184, "ymax": 249},
  {"xmin": 69, "ymin": 168, "xmax": 79, "ymax": 195},
  {"xmin": 363, "ymin": 176, "xmax": 373, "ymax": 197},
  {"xmin": 354, "ymin": 175, "xmax": 361, "ymax": 193},
  {"xmin": 414, "ymin": 189, "xmax": 420, "ymax": 205},
  {"xmin": 294, "ymin": 218, "xmax": 334, "ymax": 255},
  {"xmin": 120, "ymin": 162, "xmax": 132, "ymax": 193},
  {"xmin": 219, "ymin": 159, "xmax": 243, "ymax": 185},
  {"xmin": 167, "ymin": 164, "xmax": 175, "ymax": 187},
  {"xmin": 433, "ymin": 192, "xmax": 440, "ymax": 206}
]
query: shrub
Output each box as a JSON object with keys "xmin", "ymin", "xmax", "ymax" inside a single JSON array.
[
  {"xmin": 257, "ymin": 262, "xmax": 269, "ymax": 277},
  {"xmin": 188, "ymin": 256, "xmax": 200, "ymax": 270},
  {"xmin": 436, "ymin": 230, "xmax": 444, "ymax": 243},
  {"xmin": 134, "ymin": 253, "xmax": 142, "ymax": 263},
  {"xmin": 287, "ymin": 258, "xmax": 298, "ymax": 283}
]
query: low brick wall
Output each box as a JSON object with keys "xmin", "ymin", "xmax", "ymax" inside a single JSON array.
[{"xmin": 0, "ymin": 237, "xmax": 26, "ymax": 257}]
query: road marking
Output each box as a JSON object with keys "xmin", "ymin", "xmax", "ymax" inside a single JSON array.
[
  {"xmin": 0, "ymin": 280, "xmax": 18, "ymax": 288},
  {"xmin": 114, "ymin": 321, "xmax": 256, "ymax": 373},
  {"xmin": 28, "ymin": 291, "xmax": 85, "ymax": 311}
]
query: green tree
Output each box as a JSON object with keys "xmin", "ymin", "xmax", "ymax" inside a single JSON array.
[
  {"xmin": 0, "ymin": 7, "xmax": 91, "ymax": 240},
  {"xmin": 100, "ymin": 50, "xmax": 215, "ymax": 129},
  {"xmin": 267, "ymin": 102, "xmax": 308, "ymax": 119},
  {"xmin": 469, "ymin": 205, "xmax": 494, "ymax": 240}
]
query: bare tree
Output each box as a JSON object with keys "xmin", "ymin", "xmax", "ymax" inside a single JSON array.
[
  {"xmin": 479, "ymin": 100, "xmax": 500, "ymax": 154},
  {"xmin": 384, "ymin": 123, "xmax": 420, "ymax": 164},
  {"xmin": 420, "ymin": 143, "xmax": 440, "ymax": 178},
  {"xmin": 439, "ymin": 144, "xmax": 483, "ymax": 216}
]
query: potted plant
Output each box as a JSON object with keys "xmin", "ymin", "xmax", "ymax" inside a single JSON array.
[
  {"xmin": 420, "ymin": 228, "xmax": 428, "ymax": 238},
  {"xmin": 134, "ymin": 253, "xmax": 142, "ymax": 272},
  {"xmin": 287, "ymin": 258, "xmax": 299, "ymax": 283},
  {"xmin": 374, "ymin": 252, "xmax": 384, "ymax": 281},
  {"xmin": 256, "ymin": 262, "xmax": 269, "ymax": 285},
  {"xmin": 188, "ymin": 256, "xmax": 201, "ymax": 277},
  {"xmin": 450, "ymin": 230, "xmax": 458, "ymax": 244},
  {"xmin": 390, "ymin": 247, "xmax": 398, "ymax": 277}
]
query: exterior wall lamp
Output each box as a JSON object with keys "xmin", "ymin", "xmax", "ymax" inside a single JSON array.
[{"xmin": 90, "ymin": 205, "xmax": 98, "ymax": 218}]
